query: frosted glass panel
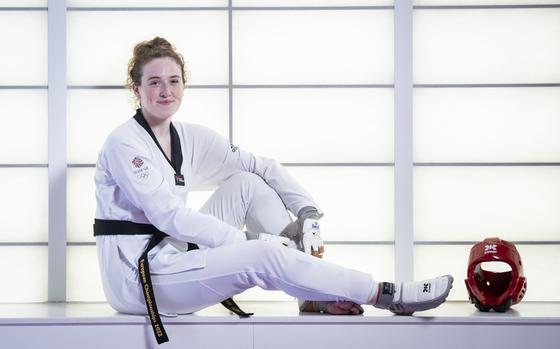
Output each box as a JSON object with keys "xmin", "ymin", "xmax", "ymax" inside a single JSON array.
[
  {"xmin": 515, "ymin": 245, "xmax": 560, "ymax": 302},
  {"xmin": 67, "ymin": 168, "xmax": 96, "ymax": 243},
  {"xmin": 68, "ymin": 0, "xmax": 226, "ymax": 6},
  {"xmin": 67, "ymin": 246, "xmax": 106, "ymax": 302},
  {"xmin": 67, "ymin": 90, "xmax": 136, "ymax": 164},
  {"xmin": 0, "ymin": 0, "xmax": 46, "ymax": 5},
  {"xmin": 67, "ymin": 11, "xmax": 228, "ymax": 85},
  {"xmin": 416, "ymin": 0, "xmax": 560, "ymax": 4},
  {"xmin": 325, "ymin": 245, "xmax": 394, "ymax": 281},
  {"xmin": 236, "ymin": 245, "xmax": 393, "ymax": 301},
  {"xmin": 0, "ymin": 169, "xmax": 47, "ymax": 242},
  {"xmin": 414, "ymin": 9, "xmax": 560, "ymax": 84},
  {"xmin": 0, "ymin": 90, "xmax": 47, "ymax": 163},
  {"xmin": 414, "ymin": 245, "xmax": 470, "ymax": 301},
  {"xmin": 234, "ymin": 0, "xmax": 393, "ymax": 5},
  {"xmin": 233, "ymin": 10, "xmax": 393, "ymax": 84},
  {"xmin": 415, "ymin": 244, "xmax": 560, "ymax": 302},
  {"xmin": 414, "ymin": 88, "xmax": 560, "ymax": 163},
  {"xmin": 414, "ymin": 167, "xmax": 560, "ymax": 241},
  {"xmin": 0, "ymin": 12, "xmax": 47, "ymax": 85},
  {"xmin": 67, "ymin": 89, "xmax": 228, "ymax": 164},
  {"xmin": 287, "ymin": 167, "xmax": 394, "ymax": 241},
  {"xmin": 172, "ymin": 88, "xmax": 229, "ymax": 139},
  {"xmin": 233, "ymin": 89, "xmax": 393, "ymax": 163},
  {"xmin": 0, "ymin": 247, "xmax": 47, "ymax": 302}
]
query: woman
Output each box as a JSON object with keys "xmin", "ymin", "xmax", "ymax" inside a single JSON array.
[{"xmin": 94, "ymin": 37, "xmax": 453, "ymax": 344}]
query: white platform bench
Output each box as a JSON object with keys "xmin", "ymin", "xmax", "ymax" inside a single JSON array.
[{"xmin": 1, "ymin": 301, "xmax": 559, "ymax": 349}]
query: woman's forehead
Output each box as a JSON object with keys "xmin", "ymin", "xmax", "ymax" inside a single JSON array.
[{"xmin": 142, "ymin": 57, "xmax": 182, "ymax": 79}]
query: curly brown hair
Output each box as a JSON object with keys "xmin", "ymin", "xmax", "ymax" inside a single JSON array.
[{"xmin": 126, "ymin": 37, "xmax": 187, "ymax": 92}]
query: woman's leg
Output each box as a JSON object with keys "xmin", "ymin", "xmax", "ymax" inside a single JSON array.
[
  {"xmin": 190, "ymin": 172, "xmax": 453, "ymax": 315},
  {"xmin": 196, "ymin": 172, "xmax": 369, "ymax": 314},
  {"xmin": 198, "ymin": 172, "xmax": 292, "ymax": 235},
  {"xmin": 152, "ymin": 240, "xmax": 376, "ymax": 314}
]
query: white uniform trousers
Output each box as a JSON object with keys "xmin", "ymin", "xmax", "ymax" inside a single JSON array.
[{"xmin": 146, "ymin": 172, "xmax": 376, "ymax": 314}]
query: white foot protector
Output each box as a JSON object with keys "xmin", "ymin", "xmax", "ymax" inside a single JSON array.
[{"xmin": 374, "ymin": 275, "xmax": 454, "ymax": 315}]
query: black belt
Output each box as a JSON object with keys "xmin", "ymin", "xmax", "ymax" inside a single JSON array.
[{"xmin": 93, "ymin": 219, "xmax": 253, "ymax": 345}]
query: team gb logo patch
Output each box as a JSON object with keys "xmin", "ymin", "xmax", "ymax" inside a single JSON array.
[
  {"xmin": 131, "ymin": 156, "xmax": 150, "ymax": 181},
  {"xmin": 132, "ymin": 157, "xmax": 144, "ymax": 168}
]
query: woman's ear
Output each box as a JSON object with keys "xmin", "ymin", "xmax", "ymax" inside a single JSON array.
[{"xmin": 132, "ymin": 83, "xmax": 140, "ymax": 97}]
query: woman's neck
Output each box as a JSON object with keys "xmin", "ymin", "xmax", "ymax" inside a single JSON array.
[{"xmin": 142, "ymin": 110, "xmax": 172, "ymax": 139}]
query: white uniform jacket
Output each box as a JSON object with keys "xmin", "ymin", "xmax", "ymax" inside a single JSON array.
[{"xmin": 95, "ymin": 110, "xmax": 320, "ymax": 308}]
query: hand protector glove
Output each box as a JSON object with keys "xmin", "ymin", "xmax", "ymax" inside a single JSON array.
[{"xmin": 280, "ymin": 206, "xmax": 324, "ymax": 258}]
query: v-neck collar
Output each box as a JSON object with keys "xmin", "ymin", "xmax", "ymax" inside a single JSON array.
[{"xmin": 133, "ymin": 109, "xmax": 183, "ymax": 175}]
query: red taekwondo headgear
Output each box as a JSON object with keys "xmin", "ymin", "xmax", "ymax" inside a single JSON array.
[{"xmin": 465, "ymin": 237, "xmax": 527, "ymax": 312}]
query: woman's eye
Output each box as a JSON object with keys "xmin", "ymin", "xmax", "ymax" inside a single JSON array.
[{"xmin": 150, "ymin": 81, "xmax": 159, "ymax": 86}]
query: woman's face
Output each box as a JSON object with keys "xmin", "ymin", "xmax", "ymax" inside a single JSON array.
[{"xmin": 134, "ymin": 56, "xmax": 184, "ymax": 123}]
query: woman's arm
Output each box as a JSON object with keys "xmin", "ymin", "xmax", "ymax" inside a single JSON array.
[
  {"xmin": 189, "ymin": 125, "xmax": 322, "ymax": 217},
  {"xmin": 101, "ymin": 136, "xmax": 245, "ymax": 247}
]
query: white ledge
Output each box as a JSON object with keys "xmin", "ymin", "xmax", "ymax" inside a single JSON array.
[
  {"xmin": 1, "ymin": 301, "xmax": 559, "ymax": 325},
  {"xmin": 1, "ymin": 301, "xmax": 559, "ymax": 349}
]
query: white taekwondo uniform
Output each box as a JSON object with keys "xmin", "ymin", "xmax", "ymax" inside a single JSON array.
[{"xmin": 94, "ymin": 110, "xmax": 375, "ymax": 317}]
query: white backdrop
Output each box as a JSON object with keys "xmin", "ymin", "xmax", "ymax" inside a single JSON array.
[{"xmin": 0, "ymin": 0, "xmax": 558, "ymax": 304}]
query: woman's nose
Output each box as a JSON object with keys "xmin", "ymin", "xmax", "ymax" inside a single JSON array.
[{"xmin": 159, "ymin": 84, "xmax": 171, "ymax": 97}]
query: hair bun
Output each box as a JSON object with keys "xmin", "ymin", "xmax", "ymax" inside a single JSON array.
[{"xmin": 133, "ymin": 36, "xmax": 173, "ymax": 56}]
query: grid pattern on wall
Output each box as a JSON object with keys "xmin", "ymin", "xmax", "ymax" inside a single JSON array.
[
  {"xmin": 1, "ymin": 0, "xmax": 559, "ymax": 304},
  {"xmin": 0, "ymin": 2, "xmax": 49, "ymax": 303},
  {"xmin": 411, "ymin": 2, "xmax": 560, "ymax": 303},
  {"xmin": 63, "ymin": 0, "xmax": 396, "ymax": 302}
]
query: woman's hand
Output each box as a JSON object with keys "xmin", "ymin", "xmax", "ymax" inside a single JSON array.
[{"xmin": 280, "ymin": 206, "xmax": 324, "ymax": 258}]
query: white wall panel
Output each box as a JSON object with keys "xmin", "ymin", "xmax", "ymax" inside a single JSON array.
[
  {"xmin": 67, "ymin": 168, "xmax": 96, "ymax": 243},
  {"xmin": 233, "ymin": 88, "xmax": 393, "ymax": 163},
  {"xmin": 416, "ymin": 0, "xmax": 560, "ymax": 4},
  {"xmin": 415, "ymin": 244, "xmax": 560, "ymax": 302},
  {"xmin": 67, "ymin": 89, "xmax": 228, "ymax": 164},
  {"xmin": 67, "ymin": 246, "xmax": 106, "ymax": 302},
  {"xmin": 67, "ymin": 90, "xmax": 132, "ymax": 164},
  {"xmin": 515, "ymin": 245, "xmax": 560, "ymax": 302},
  {"xmin": 172, "ymin": 88, "xmax": 229, "ymax": 139},
  {"xmin": 414, "ymin": 245, "xmax": 470, "ymax": 301},
  {"xmin": 0, "ymin": 11, "xmax": 47, "ymax": 85},
  {"xmin": 236, "ymin": 245, "xmax": 394, "ymax": 301},
  {"xmin": 414, "ymin": 88, "xmax": 560, "ymax": 162},
  {"xmin": 0, "ymin": 169, "xmax": 47, "ymax": 242},
  {"xmin": 0, "ymin": 247, "xmax": 47, "ymax": 302},
  {"xmin": 287, "ymin": 167, "xmax": 394, "ymax": 241},
  {"xmin": 325, "ymin": 244, "xmax": 394, "ymax": 282},
  {"xmin": 233, "ymin": 10, "xmax": 393, "ymax": 84},
  {"xmin": 414, "ymin": 167, "xmax": 560, "ymax": 241},
  {"xmin": 68, "ymin": 0, "xmax": 226, "ymax": 6},
  {"xmin": 1, "ymin": 0, "xmax": 46, "ymax": 5},
  {"xmin": 414, "ymin": 9, "xmax": 560, "ymax": 84},
  {"xmin": 234, "ymin": 0, "xmax": 393, "ymax": 5},
  {"xmin": 67, "ymin": 11, "xmax": 228, "ymax": 85},
  {"xmin": 0, "ymin": 90, "xmax": 47, "ymax": 163}
]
